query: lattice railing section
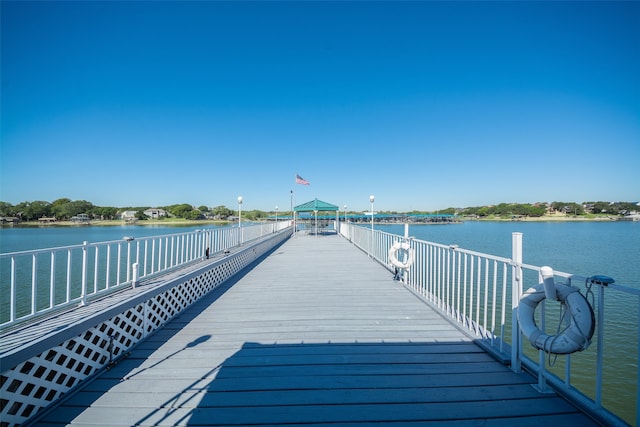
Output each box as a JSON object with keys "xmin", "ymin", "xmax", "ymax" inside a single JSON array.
[{"xmin": 0, "ymin": 234, "xmax": 287, "ymax": 427}]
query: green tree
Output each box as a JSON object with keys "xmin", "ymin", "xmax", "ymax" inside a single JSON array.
[
  {"xmin": 94, "ymin": 206, "xmax": 119, "ymax": 220},
  {"xmin": 28, "ymin": 200, "xmax": 52, "ymax": 220},
  {"xmin": 462, "ymin": 206, "xmax": 481, "ymax": 216},
  {"xmin": 550, "ymin": 201, "xmax": 582, "ymax": 215},
  {"xmin": 12, "ymin": 201, "xmax": 52, "ymax": 220},
  {"xmin": 244, "ymin": 210, "xmax": 266, "ymax": 220},
  {"xmin": 167, "ymin": 204, "xmax": 193, "ymax": 219},
  {"xmin": 49, "ymin": 199, "xmax": 93, "ymax": 219},
  {"xmin": 590, "ymin": 201, "xmax": 611, "ymax": 214},
  {"xmin": 476, "ymin": 206, "xmax": 491, "ymax": 217},
  {"xmin": 612, "ymin": 201, "xmax": 640, "ymax": 215},
  {"xmin": 211, "ymin": 205, "xmax": 233, "ymax": 219},
  {"xmin": 0, "ymin": 201, "xmax": 15, "ymax": 217},
  {"xmin": 528, "ymin": 205, "xmax": 547, "ymax": 217},
  {"xmin": 189, "ymin": 209, "xmax": 203, "ymax": 220},
  {"xmin": 50, "ymin": 198, "xmax": 72, "ymax": 218}
]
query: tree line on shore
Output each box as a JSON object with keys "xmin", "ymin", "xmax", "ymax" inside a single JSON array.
[
  {"xmin": 416, "ymin": 201, "xmax": 637, "ymax": 218},
  {"xmin": 1, "ymin": 198, "xmax": 638, "ymax": 223}
]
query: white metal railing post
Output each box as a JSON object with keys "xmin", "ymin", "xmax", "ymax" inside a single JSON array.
[
  {"xmin": 80, "ymin": 241, "xmax": 88, "ymax": 306},
  {"xmin": 152, "ymin": 239, "xmax": 156, "ymax": 273},
  {"xmin": 511, "ymin": 232, "xmax": 523, "ymax": 372},
  {"xmin": 116, "ymin": 242, "xmax": 122, "ymax": 286},
  {"xmin": 93, "ymin": 248, "xmax": 98, "ymax": 293},
  {"xmin": 136, "ymin": 240, "xmax": 140, "ymax": 274},
  {"xmin": 144, "ymin": 240, "xmax": 149, "ymax": 275},
  {"xmin": 50, "ymin": 252, "xmax": 56, "ymax": 308},
  {"xmin": 31, "ymin": 253, "xmax": 37, "ymax": 316},
  {"xmin": 404, "ymin": 224, "xmax": 410, "ymax": 283},
  {"xmin": 106, "ymin": 245, "xmax": 111, "ymax": 289},
  {"xmin": 596, "ymin": 283, "xmax": 605, "ymax": 408},
  {"xmin": 10, "ymin": 257, "xmax": 16, "ymax": 323},
  {"xmin": 126, "ymin": 239, "xmax": 132, "ymax": 282},
  {"xmin": 132, "ymin": 262, "xmax": 139, "ymax": 288},
  {"xmin": 65, "ymin": 249, "xmax": 71, "ymax": 302},
  {"xmin": 369, "ymin": 195, "xmax": 374, "ymax": 256},
  {"xmin": 164, "ymin": 237, "xmax": 169, "ymax": 269}
]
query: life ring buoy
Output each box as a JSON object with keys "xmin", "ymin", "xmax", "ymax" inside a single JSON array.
[
  {"xmin": 388, "ymin": 241, "xmax": 414, "ymax": 269},
  {"xmin": 518, "ymin": 283, "xmax": 595, "ymax": 355}
]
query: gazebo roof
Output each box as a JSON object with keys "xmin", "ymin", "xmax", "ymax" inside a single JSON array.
[{"xmin": 294, "ymin": 198, "xmax": 339, "ymax": 212}]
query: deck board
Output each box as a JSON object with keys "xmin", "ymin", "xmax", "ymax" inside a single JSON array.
[{"xmin": 37, "ymin": 234, "xmax": 598, "ymax": 426}]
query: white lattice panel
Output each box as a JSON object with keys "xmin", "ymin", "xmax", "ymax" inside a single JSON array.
[{"xmin": 0, "ymin": 235, "xmax": 285, "ymax": 427}]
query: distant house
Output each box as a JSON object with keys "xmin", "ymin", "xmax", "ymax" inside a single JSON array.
[
  {"xmin": 119, "ymin": 211, "xmax": 138, "ymax": 222},
  {"xmin": 71, "ymin": 213, "xmax": 90, "ymax": 223},
  {"xmin": 0, "ymin": 217, "xmax": 20, "ymax": 225},
  {"xmin": 143, "ymin": 208, "xmax": 167, "ymax": 219}
]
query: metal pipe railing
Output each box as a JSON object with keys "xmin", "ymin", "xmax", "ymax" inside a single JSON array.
[
  {"xmin": 0, "ymin": 222, "xmax": 291, "ymax": 329},
  {"xmin": 339, "ymin": 222, "xmax": 638, "ymax": 426}
]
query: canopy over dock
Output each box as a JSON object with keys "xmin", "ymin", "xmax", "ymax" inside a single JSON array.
[
  {"xmin": 293, "ymin": 198, "xmax": 339, "ymax": 213},
  {"xmin": 293, "ymin": 199, "xmax": 340, "ymax": 234}
]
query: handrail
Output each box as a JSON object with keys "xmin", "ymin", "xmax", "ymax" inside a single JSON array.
[
  {"xmin": 339, "ymin": 221, "xmax": 638, "ymax": 426},
  {"xmin": 0, "ymin": 221, "xmax": 292, "ymax": 330}
]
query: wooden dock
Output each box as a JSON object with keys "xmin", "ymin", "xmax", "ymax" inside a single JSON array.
[{"xmin": 36, "ymin": 233, "xmax": 598, "ymax": 426}]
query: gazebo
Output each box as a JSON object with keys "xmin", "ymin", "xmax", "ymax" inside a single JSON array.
[{"xmin": 293, "ymin": 198, "xmax": 340, "ymax": 234}]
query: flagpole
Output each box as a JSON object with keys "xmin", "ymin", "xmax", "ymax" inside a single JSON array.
[{"xmin": 290, "ymin": 189, "xmax": 295, "ymax": 234}]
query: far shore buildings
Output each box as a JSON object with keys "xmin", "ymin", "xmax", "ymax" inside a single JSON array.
[
  {"xmin": 119, "ymin": 208, "xmax": 167, "ymax": 222},
  {"xmin": 71, "ymin": 213, "xmax": 90, "ymax": 223},
  {"xmin": 143, "ymin": 208, "xmax": 167, "ymax": 219},
  {"xmin": 119, "ymin": 211, "xmax": 137, "ymax": 222}
]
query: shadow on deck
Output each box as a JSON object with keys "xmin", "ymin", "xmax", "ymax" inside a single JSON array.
[{"xmin": 36, "ymin": 340, "xmax": 596, "ymax": 426}]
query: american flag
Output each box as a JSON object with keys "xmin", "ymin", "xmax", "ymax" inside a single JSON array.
[{"xmin": 295, "ymin": 174, "xmax": 310, "ymax": 185}]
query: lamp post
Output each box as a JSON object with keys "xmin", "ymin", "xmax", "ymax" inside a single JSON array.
[
  {"xmin": 275, "ymin": 206, "xmax": 278, "ymax": 232},
  {"xmin": 344, "ymin": 205, "xmax": 347, "ymax": 222},
  {"xmin": 369, "ymin": 195, "xmax": 375, "ymax": 257},
  {"xmin": 237, "ymin": 196, "xmax": 243, "ymax": 244}
]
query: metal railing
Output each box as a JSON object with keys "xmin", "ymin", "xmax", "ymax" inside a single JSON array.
[
  {"xmin": 0, "ymin": 221, "xmax": 291, "ymax": 330},
  {"xmin": 340, "ymin": 222, "xmax": 638, "ymax": 427}
]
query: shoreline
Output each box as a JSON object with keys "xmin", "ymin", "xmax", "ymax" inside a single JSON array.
[
  {"xmin": 472, "ymin": 215, "xmax": 619, "ymax": 222},
  {"xmin": 4, "ymin": 219, "xmax": 234, "ymax": 228},
  {"xmin": 3, "ymin": 214, "xmax": 624, "ymax": 228}
]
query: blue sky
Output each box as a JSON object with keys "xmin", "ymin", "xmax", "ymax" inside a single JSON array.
[{"xmin": 1, "ymin": 1, "xmax": 638, "ymax": 213}]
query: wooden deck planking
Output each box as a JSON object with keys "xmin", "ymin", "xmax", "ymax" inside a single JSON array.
[{"xmin": 37, "ymin": 234, "xmax": 598, "ymax": 426}]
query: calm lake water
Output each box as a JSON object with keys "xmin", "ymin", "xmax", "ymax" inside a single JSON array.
[
  {"xmin": 378, "ymin": 220, "xmax": 639, "ymax": 287},
  {"xmin": 1, "ymin": 220, "xmax": 638, "ymax": 423},
  {"xmin": 2, "ymin": 221, "xmax": 637, "ymax": 285}
]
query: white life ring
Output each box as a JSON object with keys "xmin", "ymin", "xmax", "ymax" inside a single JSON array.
[
  {"xmin": 518, "ymin": 283, "xmax": 595, "ymax": 355},
  {"xmin": 388, "ymin": 241, "xmax": 414, "ymax": 269}
]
